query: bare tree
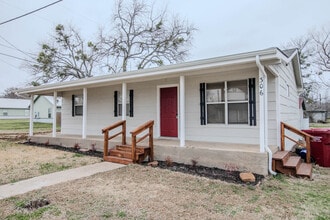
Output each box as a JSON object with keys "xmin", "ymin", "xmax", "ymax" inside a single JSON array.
[
  {"xmin": 284, "ymin": 36, "xmax": 317, "ymax": 104},
  {"xmin": 26, "ymin": 0, "xmax": 196, "ymax": 84},
  {"xmin": 284, "ymin": 27, "xmax": 330, "ymax": 110},
  {"xmin": 99, "ymin": 0, "xmax": 196, "ymax": 73},
  {"xmin": 28, "ymin": 24, "xmax": 101, "ymax": 85},
  {"xmin": 311, "ymin": 27, "xmax": 330, "ymax": 74},
  {"xmin": 1, "ymin": 87, "xmax": 29, "ymax": 99}
]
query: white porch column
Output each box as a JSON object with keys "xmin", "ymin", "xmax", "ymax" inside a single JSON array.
[
  {"xmin": 122, "ymin": 83, "xmax": 127, "ymax": 120},
  {"xmin": 52, "ymin": 91, "xmax": 57, "ymax": 137},
  {"xmin": 82, "ymin": 88, "xmax": 87, "ymax": 139},
  {"xmin": 257, "ymin": 55, "xmax": 267, "ymax": 153},
  {"xmin": 179, "ymin": 76, "xmax": 185, "ymax": 147},
  {"xmin": 264, "ymin": 71, "xmax": 268, "ymax": 153},
  {"xmin": 258, "ymin": 66, "xmax": 265, "ymax": 153},
  {"xmin": 29, "ymin": 95, "xmax": 34, "ymax": 137}
]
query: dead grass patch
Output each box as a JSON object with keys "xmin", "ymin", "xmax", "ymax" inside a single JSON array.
[
  {"xmin": 0, "ymin": 164, "xmax": 329, "ymax": 219},
  {"xmin": 0, "ymin": 140, "xmax": 102, "ymax": 185}
]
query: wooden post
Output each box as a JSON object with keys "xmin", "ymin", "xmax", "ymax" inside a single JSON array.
[
  {"xmin": 122, "ymin": 120, "xmax": 126, "ymax": 145},
  {"xmin": 280, "ymin": 122, "xmax": 285, "ymax": 151},
  {"xmin": 104, "ymin": 131, "xmax": 108, "ymax": 158},
  {"xmin": 131, "ymin": 135, "xmax": 136, "ymax": 163},
  {"xmin": 305, "ymin": 136, "xmax": 311, "ymax": 163},
  {"xmin": 149, "ymin": 125, "xmax": 154, "ymax": 161}
]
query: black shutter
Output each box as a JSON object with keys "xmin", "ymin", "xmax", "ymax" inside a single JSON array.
[
  {"xmin": 72, "ymin": 95, "xmax": 75, "ymax": 117},
  {"xmin": 129, "ymin": 89, "xmax": 134, "ymax": 117},
  {"xmin": 114, "ymin": 91, "xmax": 118, "ymax": 117},
  {"xmin": 200, "ymin": 83, "xmax": 206, "ymax": 125},
  {"xmin": 248, "ymin": 78, "xmax": 256, "ymax": 126}
]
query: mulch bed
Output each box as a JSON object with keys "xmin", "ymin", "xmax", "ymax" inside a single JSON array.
[
  {"xmin": 23, "ymin": 142, "xmax": 264, "ymax": 185},
  {"xmin": 146, "ymin": 161, "xmax": 264, "ymax": 186},
  {"xmin": 23, "ymin": 141, "xmax": 104, "ymax": 158}
]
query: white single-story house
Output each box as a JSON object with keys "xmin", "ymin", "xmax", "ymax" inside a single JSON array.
[
  {"xmin": 19, "ymin": 47, "xmax": 306, "ymax": 175},
  {"xmin": 307, "ymin": 110, "xmax": 327, "ymax": 123},
  {"xmin": 0, "ymin": 98, "xmax": 30, "ymax": 119},
  {"xmin": 33, "ymin": 95, "xmax": 62, "ymax": 124}
]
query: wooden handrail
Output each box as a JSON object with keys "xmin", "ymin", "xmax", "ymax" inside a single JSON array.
[
  {"xmin": 280, "ymin": 122, "xmax": 314, "ymax": 163},
  {"xmin": 102, "ymin": 120, "xmax": 126, "ymax": 158},
  {"xmin": 130, "ymin": 120, "xmax": 154, "ymax": 163}
]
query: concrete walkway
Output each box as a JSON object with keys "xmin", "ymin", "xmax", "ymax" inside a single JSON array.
[{"xmin": 0, "ymin": 162, "xmax": 125, "ymax": 200}]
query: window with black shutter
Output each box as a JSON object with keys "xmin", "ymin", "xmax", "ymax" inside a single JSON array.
[
  {"xmin": 114, "ymin": 90, "xmax": 134, "ymax": 117},
  {"xmin": 72, "ymin": 94, "xmax": 83, "ymax": 116},
  {"xmin": 200, "ymin": 78, "xmax": 256, "ymax": 125}
]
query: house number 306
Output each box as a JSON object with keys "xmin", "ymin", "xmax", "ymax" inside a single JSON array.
[{"xmin": 259, "ymin": 77, "xmax": 264, "ymax": 96}]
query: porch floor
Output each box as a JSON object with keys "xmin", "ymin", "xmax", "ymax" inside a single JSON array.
[
  {"xmin": 33, "ymin": 133, "xmax": 269, "ymax": 153},
  {"xmin": 29, "ymin": 133, "xmax": 276, "ymax": 176}
]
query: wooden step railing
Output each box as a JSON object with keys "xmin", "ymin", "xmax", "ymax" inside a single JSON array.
[
  {"xmin": 280, "ymin": 122, "xmax": 314, "ymax": 163},
  {"xmin": 130, "ymin": 120, "xmax": 154, "ymax": 163},
  {"xmin": 102, "ymin": 120, "xmax": 126, "ymax": 158}
]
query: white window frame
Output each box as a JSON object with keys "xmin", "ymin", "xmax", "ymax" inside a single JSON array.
[
  {"xmin": 117, "ymin": 91, "xmax": 130, "ymax": 117},
  {"xmin": 74, "ymin": 95, "xmax": 83, "ymax": 116},
  {"xmin": 206, "ymin": 79, "xmax": 249, "ymax": 125}
]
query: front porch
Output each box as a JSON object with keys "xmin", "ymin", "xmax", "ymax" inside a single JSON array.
[{"xmin": 29, "ymin": 133, "xmax": 272, "ymax": 175}]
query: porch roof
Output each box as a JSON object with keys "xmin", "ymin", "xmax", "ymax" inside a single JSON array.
[{"xmin": 18, "ymin": 47, "xmax": 299, "ymax": 96}]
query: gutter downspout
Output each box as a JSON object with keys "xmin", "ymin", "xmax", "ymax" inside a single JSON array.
[{"xmin": 256, "ymin": 55, "xmax": 277, "ymax": 175}]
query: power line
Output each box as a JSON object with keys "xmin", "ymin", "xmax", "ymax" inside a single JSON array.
[
  {"xmin": 0, "ymin": 0, "xmax": 63, "ymax": 26},
  {"xmin": 0, "ymin": 35, "xmax": 36, "ymax": 57},
  {"xmin": 0, "ymin": 42, "xmax": 14, "ymax": 49},
  {"xmin": 0, "ymin": 57, "xmax": 19, "ymax": 69},
  {"xmin": 0, "ymin": 52, "xmax": 36, "ymax": 64}
]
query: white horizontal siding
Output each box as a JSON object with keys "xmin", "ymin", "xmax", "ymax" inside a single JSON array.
[
  {"xmin": 266, "ymin": 74, "xmax": 277, "ymax": 146},
  {"xmin": 34, "ymin": 96, "xmax": 52, "ymax": 119},
  {"xmin": 61, "ymin": 79, "xmax": 175, "ymax": 136},
  {"xmin": 269, "ymin": 62, "xmax": 302, "ymax": 150},
  {"xmin": 59, "ymin": 65, "xmax": 298, "ymax": 148},
  {"xmin": 61, "ymin": 90, "xmax": 83, "ymax": 135},
  {"xmin": 185, "ymin": 68, "xmax": 261, "ymax": 145}
]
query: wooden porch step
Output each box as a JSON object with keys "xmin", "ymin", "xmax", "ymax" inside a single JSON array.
[
  {"xmin": 272, "ymin": 150, "xmax": 290, "ymax": 161},
  {"xmin": 296, "ymin": 163, "xmax": 313, "ymax": 178},
  {"xmin": 104, "ymin": 156, "xmax": 133, "ymax": 165},
  {"xmin": 116, "ymin": 145, "xmax": 148, "ymax": 153},
  {"xmin": 284, "ymin": 156, "xmax": 301, "ymax": 168},
  {"xmin": 110, "ymin": 149, "xmax": 144, "ymax": 160}
]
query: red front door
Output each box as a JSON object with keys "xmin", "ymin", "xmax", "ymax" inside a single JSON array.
[{"xmin": 160, "ymin": 87, "xmax": 178, "ymax": 137}]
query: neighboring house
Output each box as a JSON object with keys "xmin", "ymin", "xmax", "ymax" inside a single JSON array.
[
  {"xmin": 0, "ymin": 98, "xmax": 30, "ymax": 119},
  {"xmin": 19, "ymin": 47, "xmax": 304, "ymax": 175},
  {"xmin": 307, "ymin": 110, "xmax": 327, "ymax": 123},
  {"xmin": 33, "ymin": 95, "xmax": 62, "ymax": 123}
]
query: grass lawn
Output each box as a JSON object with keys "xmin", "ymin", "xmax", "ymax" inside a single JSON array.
[
  {"xmin": 0, "ymin": 119, "xmax": 59, "ymax": 133},
  {"xmin": 309, "ymin": 118, "xmax": 330, "ymax": 128},
  {"xmin": 0, "ymin": 140, "xmax": 102, "ymax": 185},
  {"xmin": 0, "ymin": 163, "xmax": 329, "ymax": 219}
]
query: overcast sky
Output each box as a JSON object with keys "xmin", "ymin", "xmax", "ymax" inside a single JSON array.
[{"xmin": 0, "ymin": 0, "xmax": 329, "ymax": 95}]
